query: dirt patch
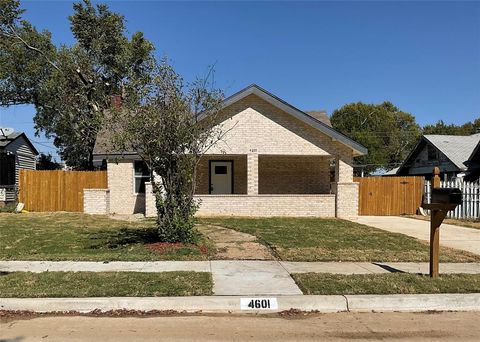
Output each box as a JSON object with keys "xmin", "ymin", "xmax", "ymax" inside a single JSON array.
[{"xmin": 197, "ymin": 225, "xmax": 274, "ymax": 260}]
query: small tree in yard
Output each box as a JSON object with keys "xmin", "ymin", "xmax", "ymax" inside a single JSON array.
[{"xmin": 112, "ymin": 61, "xmax": 224, "ymax": 243}]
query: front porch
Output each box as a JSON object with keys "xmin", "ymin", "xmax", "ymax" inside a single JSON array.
[{"xmin": 144, "ymin": 154, "xmax": 358, "ymax": 218}]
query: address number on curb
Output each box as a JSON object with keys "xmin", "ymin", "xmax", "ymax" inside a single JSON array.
[{"xmin": 240, "ymin": 298, "xmax": 278, "ymax": 310}]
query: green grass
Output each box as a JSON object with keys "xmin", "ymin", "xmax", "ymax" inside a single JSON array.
[
  {"xmin": 0, "ymin": 271, "xmax": 212, "ymax": 297},
  {"xmin": 0, "ymin": 213, "xmax": 213, "ymax": 261},
  {"xmin": 198, "ymin": 217, "xmax": 480, "ymax": 262},
  {"xmin": 293, "ymin": 273, "xmax": 480, "ymax": 295}
]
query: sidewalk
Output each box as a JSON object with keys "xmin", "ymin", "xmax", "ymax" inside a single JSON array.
[
  {"xmin": 356, "ymin": 216, "xmax": 480, "ymax": 255},
  {"xmin": 1, "ymin": 260, "xmax": 479, "ymax": 296}
]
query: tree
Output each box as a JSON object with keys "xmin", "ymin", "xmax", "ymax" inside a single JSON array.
[
  {"xmin": 423, "ymin": 119, "xmax": 480, "ymax": 135},
  {"xmin": 331, "ymin": 101, "xmax": 421, "ymax": 175},
  {"xmin": 112, "ymin": 61, "xmax": 224, "ymax": 242},
  {"xmin": 0, "ymin": 0, "xmax": 154, "ymax": 169},
  {"xmin": 36, "ymin": 153, "xmax": 61, "ymax": 170}
]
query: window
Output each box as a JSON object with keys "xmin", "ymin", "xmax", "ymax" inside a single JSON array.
[
  {"xmin": 134, "ymin": 161, "xmax": 150, "ymax": 194},
  {"xmin": 427, "ymin": 145, "xmax": 437, "ymax": 161},
  {"xmin": 0, "ymin": 153, "xmax": 15, "ymax": 185},
  {"xmin": 215, "ymin": 166, "xmax": 227, "ymax": 174}
]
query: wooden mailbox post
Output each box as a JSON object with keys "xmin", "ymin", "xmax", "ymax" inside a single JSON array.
[{"xmin": 421, "ymin": 167, "xmax": 462, "ymax": 278}]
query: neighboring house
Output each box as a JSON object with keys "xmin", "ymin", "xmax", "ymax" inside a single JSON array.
[
  {"xmin": 89, "ymin": 84, "xmax": 367, "ymax": 218},
  {"xmin": 0, "ymin": 129, "xmax": 38, "ymax": 205},
  {"xmin": 392, "ymin": 133, "xmax": 480, "ymax": 181}
]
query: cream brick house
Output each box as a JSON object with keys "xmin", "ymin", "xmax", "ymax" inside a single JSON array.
[{"xmin": 89, "ymin": 84, "xmax": 367, "ymax": 218}]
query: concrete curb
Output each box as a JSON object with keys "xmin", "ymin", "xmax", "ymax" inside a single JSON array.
[
  {"xmin": 0, "ymin": 296, "xmax": 347, "ymax": 314},
  {"xmin": 2, "ymin": 294, "xmax": 479, "ymax": 314}
]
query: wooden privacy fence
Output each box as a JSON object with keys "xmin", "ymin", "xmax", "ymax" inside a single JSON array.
[
  {"xmin": 354, "ymin": 176, "xmax": 424, "ymax": 216},
  {"xmin": 424, "ymin": 180, "xmax": 480, "ymax": 219},
  {"xmin": 19, "ymin": 170, "xmax": 107, "ymax": 212}
]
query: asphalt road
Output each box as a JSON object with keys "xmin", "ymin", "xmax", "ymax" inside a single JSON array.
[{"xmin": 2, "ymin": 311, "xmax": 480, "ymax": 341}]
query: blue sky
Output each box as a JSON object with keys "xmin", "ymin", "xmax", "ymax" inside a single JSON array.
[{"xmin": 1, "ymin": 0, "xmax": 479, "ymax": 160}]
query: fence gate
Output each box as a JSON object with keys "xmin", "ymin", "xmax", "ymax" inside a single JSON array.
[
  {"xmin": 354, "ymin": 176, "xmax": 424, "ymax": 216},
  {"xmin": 19, "ymin": 170, "xmax": 108, "ymax": 212}
]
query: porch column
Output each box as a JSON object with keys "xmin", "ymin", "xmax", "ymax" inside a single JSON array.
[
  {"xmin": 247, "ymin": 154, "xmax": 259, "ymax": 195},
  {"xmin": 335, "ymin": 156, "xmax": 353, "ymax": 183},
  {"xmin": 334, "ymin": 155, "xmax": 359, "ymax": 219}
]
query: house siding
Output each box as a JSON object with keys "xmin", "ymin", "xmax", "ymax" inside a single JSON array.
[{"xmin": 3, "ymin": 136, "xmax": 36, "ymax": 202}]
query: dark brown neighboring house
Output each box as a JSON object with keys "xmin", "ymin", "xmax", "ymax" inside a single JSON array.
[
  {"xmin": 392, "ymin": 133, "xmax": 480, "ymax": 181},
  {"xmin": 0, "ymin": 130, "xmax": 38, "ymax": 205}
]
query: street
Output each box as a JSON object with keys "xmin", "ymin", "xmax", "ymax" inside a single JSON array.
[{"xmin": 2, "ymin": 311, "xmax": 480, "ymax": 341}]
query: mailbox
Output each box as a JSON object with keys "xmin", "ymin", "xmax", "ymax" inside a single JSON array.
[{"xmin": 431, "ymin": 188, "xmax": 462, "ymax": 205}]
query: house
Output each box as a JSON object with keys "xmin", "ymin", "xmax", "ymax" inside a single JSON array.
[
  {"xmin": 89, "ymin": 84, "xmax": 367, "ymax": 218},
  {"xmin": 0, "ymin": 129, "xmax": 38, "ymax": 206},
  {"xmin": 392, "ymin": 133, "xmax": 480, "ymax": 181}
]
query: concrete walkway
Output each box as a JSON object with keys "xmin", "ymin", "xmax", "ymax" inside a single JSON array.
[
  {"xmin": 2, "ymin": 260, "xmax": 480, "ymax": 296},
  {"xmin": 357, "ymin": 216, "xmax": 480, "ymax": 255}
]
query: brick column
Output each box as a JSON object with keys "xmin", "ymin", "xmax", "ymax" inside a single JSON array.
[
  {"xmin": 335, "ymin": 156, "xmax": 353, "ymax": 183},
  {"xmin": 247, "ymin": 154, "xmax": 259, "ymax": 195},
  {"xmin": 334, "ymin": 155, "xmax": 358, "ymax": 219}
]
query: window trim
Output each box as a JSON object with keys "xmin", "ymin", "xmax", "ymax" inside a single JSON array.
[{"xmin": 133, "ymin": 160, "xmax": 150, "ymax": 195}]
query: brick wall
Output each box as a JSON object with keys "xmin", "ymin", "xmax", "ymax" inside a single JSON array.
[
  {"xmin": 195, "ymin": 194, "xmax": 336, "ymax": 217},
  {"xmin": 333, "ymin": 182, "xmax": 359, "ymax": 219},
  {"xmin": 107, "ymin": 161, "xmax": 145, "ymax": 214},
  {"xmin": 205, "ymin": 94, "xmax": 353, "ymax": 160},
  {"xmin": 196, "ymin": 155, "xmax": 247, "ymax": 194},
  {"xmin": 259, "ymin": 155, "xmax": 331, "ymax": 194},
  {"xmin": 84, "ymin": 189, "xmax": 110, "ymax": 215}
]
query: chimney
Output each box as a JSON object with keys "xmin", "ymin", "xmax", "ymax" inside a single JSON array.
[{"xmin": 111, "ymin": 95, "xmax": 122, "ymax": 110}]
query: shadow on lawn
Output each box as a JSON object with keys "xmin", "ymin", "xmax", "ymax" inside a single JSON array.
[{"xmin": 87, "ymin": 227, "xmax": 159, "ymax": 250}]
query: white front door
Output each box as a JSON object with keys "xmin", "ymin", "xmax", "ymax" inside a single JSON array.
[{"xmin": 210, "ymin": 161, "xmax": 233, "ymax": 194}]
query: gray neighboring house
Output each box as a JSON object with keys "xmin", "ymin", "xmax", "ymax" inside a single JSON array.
[
  {"xmin": 0, "ymin": 131, "xmax": 38, "ymax": 205},
  {"xmin": 393, "ymin": 133, "xmax": 480, "ymax": 181}
]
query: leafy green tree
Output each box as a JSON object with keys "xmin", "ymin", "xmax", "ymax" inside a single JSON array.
[
  {"xmin": 36, "ymin": 153, "xmax": 61, "ymax": 170},
  {"xmin": 112, "ymin": 61, "xmax": 224, "ymax": 242},
  {"xmin": 0, "ymin": 0, "xmax": 154, "ymax": 169},
  {"xmin": 331, "ymin": 101, "xmax": 421, "ymax": 175},
  {"xmin": 423, "ymin": 119, "xmax": 480, "ymax": 135}
]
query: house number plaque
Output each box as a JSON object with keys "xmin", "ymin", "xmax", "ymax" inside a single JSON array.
[{"xmin": 240, "ymin": 298, "xmax": 278, "ymax": 310}]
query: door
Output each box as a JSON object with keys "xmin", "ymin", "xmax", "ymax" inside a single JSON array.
[{"xmin": 210, "ymin": 161, "xmax": 233, "ymax": 194}]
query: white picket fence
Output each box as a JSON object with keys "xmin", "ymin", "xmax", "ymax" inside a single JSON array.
[{"xmin": 424, "ymin": 180, "xmax": 480, "ymax": 219}]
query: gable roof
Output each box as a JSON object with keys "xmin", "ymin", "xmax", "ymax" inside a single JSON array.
[
  {"xmin": 0, "ymin": 131, "xmax": 39, "ymax": 155},
  {"xmin": 424, "ymin": 134, "xmax": 480, "ymax": 170},
  {"xmin": 93, "ymin": 84, "xmax": 368, "ymax": 158},
  {"xmin": 201, "ymin": 84, "xmax": 367, "ymax": 156},
  {"xmin": 397, "ymin": 133, "xmax": 480, "ymax": 174}
]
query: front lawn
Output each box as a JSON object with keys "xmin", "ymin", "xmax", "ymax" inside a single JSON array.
[
  {"xmin": 0, "ymin": 213, "xmax": 213, "ymax": 261},
  {"xmin": 199, "ymin": 217, "xmax": 480, "ymax": 262},
  {"xmin": 0, "ymin": 271, "xmax": 212, "ymax": 297},
  {"xmin": 292, "ymin": 273, "xmax": 480, "ymax": 295}
]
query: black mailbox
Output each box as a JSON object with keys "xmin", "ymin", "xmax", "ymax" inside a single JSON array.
[{"xmin": 431, "ymin": 188, "xmax": 462, "ymax": 205}]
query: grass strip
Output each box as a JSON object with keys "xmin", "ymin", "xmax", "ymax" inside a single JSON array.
[
  {"xmin": 0, "ymin": 271, "xmax": 212, "ymax": 297},
  {"xmin": 292, "ymin": 272, "xmax": 480, "ymax": 295}
]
